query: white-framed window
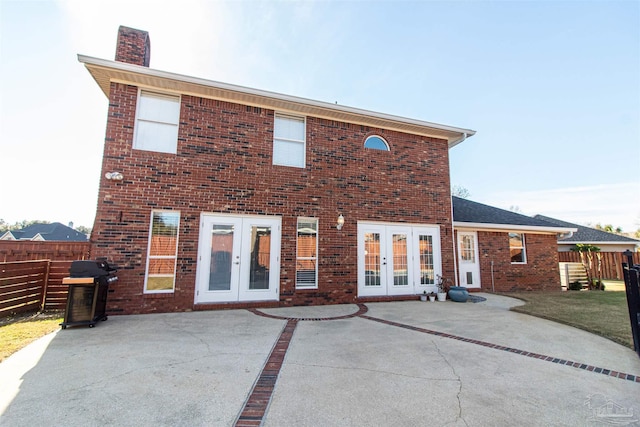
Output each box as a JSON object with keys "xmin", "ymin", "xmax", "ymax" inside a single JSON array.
[
  {"xmin": 273, "ymin": 113, "xmax": 306, "ymax": 168},
  {"xmin": 296, "ymin": 218, "xmax": 318, "ymax": 288},
  {"xmin": 144, "ymin": 210, "xmax": 180, "ymax": 293},
  {"xmin": 133, "ymin": 90, "xmax": 180, "ymax": 154},
  {"xmin": 364, "ymin": 135, "xmax": 390, "ymax": 151},
  {"xmin": 509, "ymin": 233, "xmax": 527, "ymax": 264}
]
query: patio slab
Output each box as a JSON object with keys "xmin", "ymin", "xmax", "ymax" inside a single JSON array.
[{"xmin": 1, "ymin": 294, "xmax": 638, "ymax": 426}]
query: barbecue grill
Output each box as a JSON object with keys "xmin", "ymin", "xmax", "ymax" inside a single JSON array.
[{"xmin": 60, "ymin": 259, "xmax": 118, "ymax": 329}]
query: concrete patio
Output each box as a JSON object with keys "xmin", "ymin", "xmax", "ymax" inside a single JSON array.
[{"xmin": 1, "ymin": 294, "xmax": 638, "ymax": 426}]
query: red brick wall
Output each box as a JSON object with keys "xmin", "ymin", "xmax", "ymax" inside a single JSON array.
[
  {"xmin": 473, "ymin": 231, "xmax": 561, "ymax": 292},
  {"xmin": 91, "ymin": 82, "xmax": 454, "ymax": 314}
]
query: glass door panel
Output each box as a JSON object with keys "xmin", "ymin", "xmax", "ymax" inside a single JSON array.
[
  {"xmin": 392, "ymin": 233, "xmax": 408, "ymax": 286},
  {"xmin": 419, "ymin": 235, "xmax": 434, "ymax": 285},
  {"xmin": 364, "ymin": 232, "xmax": 381, "ymax": 287},
  {"xmin": 249, "ymin": 225, "xmax": 271, "ymax": 290},
  {"xmin": 209, "ymin": 224, "xmax": 234, "ymax": 291}
]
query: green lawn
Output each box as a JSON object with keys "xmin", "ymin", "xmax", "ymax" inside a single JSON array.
[
  {"xmin": 506, "ymin": 291, "xmax": 633, "ymax": 349},
  {"xmin": 0, "ymin": 312, "xmax": 63, "ymax": 362}
]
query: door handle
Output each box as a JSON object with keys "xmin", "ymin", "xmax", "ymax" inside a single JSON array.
[{"xmin": 233, "ymin": 261, "xmax": 240, "ymax": 265}]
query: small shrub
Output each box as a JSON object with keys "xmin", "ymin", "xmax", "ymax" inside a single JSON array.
[{"xmin": 568, "ymin": 281, "xmax": 583, "ymax": 291}]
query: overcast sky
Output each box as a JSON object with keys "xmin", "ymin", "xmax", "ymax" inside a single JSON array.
[{"xmin": 1, "ymin": 0, "xmax": 639, "ymax": 231}]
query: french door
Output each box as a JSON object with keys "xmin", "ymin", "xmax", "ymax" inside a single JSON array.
[
  {"xmin": 357, "ymin": 222, "xmax": 441, "ymax": 297},
  {"xmin": 195, "ymin": 214, "xmax": 281, "ymax": 303}
]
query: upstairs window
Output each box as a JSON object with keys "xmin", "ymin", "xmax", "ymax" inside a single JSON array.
[
  {"xmin": 509, "ymin": 233, "xmax": 527, "ymax": 264},
  {"xmin": 364, "ymin": 135, "xmax": 389, "ymax": 151},
  {"xmin": 273, "ymin": 114, "xmax": 306, "ymax": 168},
  {"xmin": 133, "ymin": 90, "xmax": 180, "ymax": 154}
]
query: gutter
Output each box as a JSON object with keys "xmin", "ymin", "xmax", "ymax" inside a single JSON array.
[{"xmin": 453, "ymin": 221, "xmax": 577, "ymax": 235}]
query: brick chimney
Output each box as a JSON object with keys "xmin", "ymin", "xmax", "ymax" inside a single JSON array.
[{"xmin": 115, "ymin": 26, "xmax": 150, "ymax": 66}]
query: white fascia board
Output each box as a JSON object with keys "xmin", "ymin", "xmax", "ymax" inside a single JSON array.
[
  {"xmin": 453, "ymin": 221, "xmax": 577, "ymax": 235},
  {"xmin": 77, "ymin": 54, "xmax": 476, "ymax": 145}
]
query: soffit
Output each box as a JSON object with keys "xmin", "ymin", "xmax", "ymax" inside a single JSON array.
[{"xmin": 79, "ymin": 55, "xmax": 475, "ymax": 146}]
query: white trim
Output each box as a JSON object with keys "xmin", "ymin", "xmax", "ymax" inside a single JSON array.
[
  {"xmin": 296, "ymin": 217, "xmax": 319, "ymax": 289},
  {"xmin": 78, "ymin": 54, "xmax": 475, "ymax": 146},
  {"xmin": 509, "ymin": 232, "xmax": 527, "ymax": 264},
  {"xmin": 454, "ymin": 221, "xmax": 576, "ymax": 235},
  {"xmin": 144, "ymin": 210, "xmax": 180, "ymax": 294},
  {"xmin": 273, "ymin": 113, "xmax": 306, "ymax": 168}
]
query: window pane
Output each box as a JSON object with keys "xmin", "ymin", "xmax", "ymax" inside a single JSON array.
[
  {"xmin": 275, "ymin": 115, "xmax": 305, "ymax": 141},
  {"xmin": 510, "ymin": 248, "xmax": 524, "ymax": 263},
  {"xmin": 364, "ymin": 135, "xmax": 389, "ymax": 151},
  {"xmin": 509, "ymin": 233, "xmax": 526, "ymax": 263},
  {"xmin": 146, "ymin": 211, "xmax": 179, "ymax": 293},
  {"xmin": 273, "ymin": 139, "xmax": 304, "ymax": 167},
  {"xmin": 364, "ymin": 233, "xmax": 381, "ymax": 287},
  {"xmin": 249, "ymin": 226, "xmax": 271, "ymax": 290},
  {"xmin": 209, "ymin": 225, "xmax": 233, "ymax": 291},
  {"xmin": 460, "ymin": 235, "xmax": 475, "ymax": 262},
  {"xmin": 134, "ymin": 121, "xmax": 178, "ymax": 154},
  {"xmin": 146, "ymin": 276, "xmax": 175, "ymax": 291},
  {"xmin": 138, "ymin": 92, "xmax": 180, "ymax": 124},
  {"xmin": 297, "ymin": 218, "xmax": 318, "ymax": 288},
  {"xmin": 419, "ymin": 235, "xmax": 434, "ymax": 285},
  {"xmin": 392, "ymin": 234, "xmax": 408, "ymax": 286}
]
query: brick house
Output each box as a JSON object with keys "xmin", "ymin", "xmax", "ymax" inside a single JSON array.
[
  {"xmin": 452, "ymin": 197, "xmax": 575, "ymax": 292},
  {"xmin": 80, "ymin": 26, "xmax": 571, "ymax": 315}
]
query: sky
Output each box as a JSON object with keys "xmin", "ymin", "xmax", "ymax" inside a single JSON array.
[{"xmin": 1, "ymin": 0, "xmax": 639, "ymax": 232}]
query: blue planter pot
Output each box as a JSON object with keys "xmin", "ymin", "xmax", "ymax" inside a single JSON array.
[{"xmin": 448, "ymin": 286, "xmax": 469, "ymax": 303}]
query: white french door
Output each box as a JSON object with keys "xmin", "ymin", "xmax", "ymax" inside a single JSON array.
[
  {"xmin": 457, "ymin": 231, "xmax": 481, "ymax": 289},
  {"xmin": 357, "ymin": 222, "xmax": 441, "ymax": 297},
  {"xmin": 195, "ymin": 214, "xmax": 281, "ymax": 303}
]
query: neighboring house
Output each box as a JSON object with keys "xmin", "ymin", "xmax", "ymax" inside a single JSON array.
[
  {"xmin": 452, "ymin": 197, "xmax": 575, "ymax": 292},
  {"xmin": 80, "ymin": 26, "xmax": 568, "ymax": 315},
  {"xmin": 0, "ymin": 222, "xmax": 88, "ymax": 241},
  {"xmin": 534, "ymin": 215, "xmax": 640, "ymax": 252}
]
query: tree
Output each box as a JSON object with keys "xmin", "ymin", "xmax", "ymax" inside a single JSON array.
[
  {"xmin": 594, "ymin": 223, "xmax": 624, "ymax": 234},
  {"xmin": 451, "ymin": 185, "xmax": 471, "ymax": 199},
  {"xmin": 75, "ymin": 225, "xmax": 92, "ymax": 235},
  {"xmin": 0, "ymin": 219, "xmax": 50, "ymax": 233}
]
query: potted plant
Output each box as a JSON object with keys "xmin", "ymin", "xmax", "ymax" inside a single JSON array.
[
  {"xmin": 436, "ymin": 275, "xmax": 449, "ymax": 302},
  {"xmin": 428, "ymin": 292, "xmax": 436, "ymax": 302},
  {"xmin": 420, "ymin": 291, "xmax": 428, "ymax": 302}
]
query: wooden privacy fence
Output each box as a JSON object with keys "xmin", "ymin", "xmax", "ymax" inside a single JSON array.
[
  {"xmin": 0, "ymin": 241, "xmax": 91, "ymax": 262},
  {"xmin": 0, "ymin": 260, "xmax": 73, "ymax": 317},
  {"xmin": 558, "ymin": 251, "xmax": 640, "ymax": 281}
]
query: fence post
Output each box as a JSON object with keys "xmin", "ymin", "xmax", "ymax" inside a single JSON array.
[
  {"xmin": 41, "ymin": 260, "xmax": 51, "ymax": 311},
  {"xmin": 622, "ymin": 250, "xmax": 640, "ymax": 357}
]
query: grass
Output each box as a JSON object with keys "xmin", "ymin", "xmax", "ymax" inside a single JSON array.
[
  {"xmin": 506, "ymin": 290, "xmax": 633, "ymax": 349},
  {"xmin": 0, "ymin": 312, "xmax": 63, "ymax": 362}
]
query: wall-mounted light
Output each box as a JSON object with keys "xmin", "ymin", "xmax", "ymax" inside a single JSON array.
[
  {"xmin": 105, "ymin": 172, "xmax": 124, "ymax": 181},
  {"xmin": 336, "ymin": 214, "xmax": 345, "ymax": 230}
]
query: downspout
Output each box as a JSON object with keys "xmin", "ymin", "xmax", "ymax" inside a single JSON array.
[
  {"xmin": 448, "ymin": 132, "xmax": 467, "ymax": 287},
  {"xmin": 450, "ymin": 187, "xmax": 459, "ymax": 287},
  {"xmin": 491, "ymin": 260, "xmax": 495, "ymax": 293}
]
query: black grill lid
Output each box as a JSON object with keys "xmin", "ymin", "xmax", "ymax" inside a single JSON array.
[{"xmin": 70, "ymin": 260, "xmax": 117, "ymax": 278}]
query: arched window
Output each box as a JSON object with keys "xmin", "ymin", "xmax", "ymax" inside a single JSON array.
[{"xmin": 364, "ymin": 135, "xmax": 390, "ymax": 151}]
